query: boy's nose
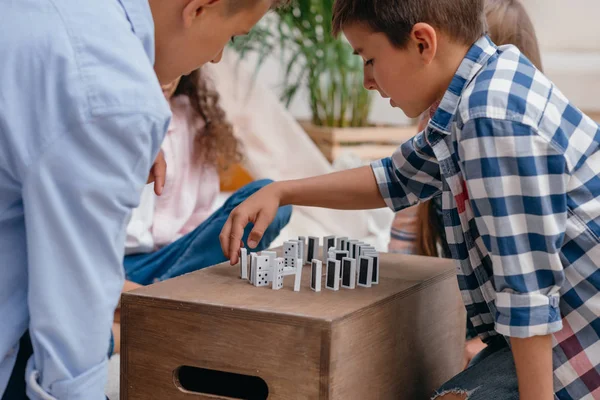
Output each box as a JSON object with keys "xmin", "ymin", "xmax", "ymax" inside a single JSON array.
[
  {"xmin": 363, "ymin": 72, "xmax": 377, "ymax": 91},
  {"xmin": 211, "ymin": 49, "xmax": 223, "ymax": 64}
]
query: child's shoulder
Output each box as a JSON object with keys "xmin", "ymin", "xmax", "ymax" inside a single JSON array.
[{"xmin": 458, "ymin": 44, "xmax": 553, "ymax": 129}]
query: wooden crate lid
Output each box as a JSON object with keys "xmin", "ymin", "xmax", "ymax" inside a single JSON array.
[{"xmin": 125, "ymin": 250, "xmax": 454, "ymax": 323}]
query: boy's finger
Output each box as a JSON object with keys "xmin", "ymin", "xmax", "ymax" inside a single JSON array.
[
  {"xmin": 228, "ymin": 213, "xmax": 246, "ymax": 265},
  {"xmin": 219, "ymin": 217, "xmax": 233, "ymax": 259},
  {"xmin": 247, "ymin": 211, "xmax": 270, "ymax": 249}
]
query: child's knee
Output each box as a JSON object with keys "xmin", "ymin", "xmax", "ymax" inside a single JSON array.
[
  {"xmin": 274, "ymin": 204, "xmax": 292, "ymax": 226},
  {"xmin": 247, "ymin": 178, "xmax": 274, "ymax": 192}
]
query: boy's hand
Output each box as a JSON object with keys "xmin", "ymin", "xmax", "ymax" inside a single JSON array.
[
  {"xmin": 220, "ymin": 183, "xmax": 283, "ymax": 265},
  {"xmin": 147, "ymin": 150, "xmax": 166, "ymax": 195}
]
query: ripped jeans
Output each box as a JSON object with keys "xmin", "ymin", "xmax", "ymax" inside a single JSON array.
[{"xmin": 432, "ymin": 336, "xmax": 518, "ymax": 399}]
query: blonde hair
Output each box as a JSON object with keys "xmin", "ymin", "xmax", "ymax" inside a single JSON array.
[
  {"xmin": 415, "ymin": 0, "xmax": 543, "ymax": 257},
  {"xmin": 484, "ymin": 0, "xmax": 543, "ymax": 70}
]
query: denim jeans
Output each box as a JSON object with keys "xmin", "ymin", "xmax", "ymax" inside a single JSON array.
[
  {"xmin": 124, "ymin": 179, "xmax": 292, "ymax": 285},
  {"xmin": 432, "ymin": 335, "xmax": 518, "ymax": 399}
]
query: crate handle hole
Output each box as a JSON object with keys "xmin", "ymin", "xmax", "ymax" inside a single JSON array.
[{"xmin": 174, "ymin": 365, "xmax": 269, "ymax": 399}]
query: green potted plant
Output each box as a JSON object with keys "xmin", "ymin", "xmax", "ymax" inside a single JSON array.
[{"xmin": 232, "ymin": 0, "xmax": 414, "ymax": 162}]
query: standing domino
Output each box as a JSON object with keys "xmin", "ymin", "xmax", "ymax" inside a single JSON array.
[
  {"xmin": 240, "ymin": 248, "xmax": 248, "ymax": 280},
  {"xmin": 272, "ymin": 258, "xmax": 284, "ymax": 290},
  {"xmin": 293, "ymin": 259, "xmax": 303, "ymax": 292},
  {"xmin": 341, "ymin": 257, "xmax": 357, "ymax": 289},
  {"xmin": 328, "ymin": 247, "xmax": 337, "ymax": 260},
  {"xmin": 334, "ymin": 250, "xmax": 349, "ymax": 278},
  {"xmin": 261, "ymin": 251, "xmax": 277, "ymax": 282},
  {"xmin": 284, "ymin": 241, "xmax": 299, "ymax": 269},
  {"xmin": 306, "ymin": 236, "xmax": 319, "ymax": 265},
  {"xmin": 335, "ymin": 236, "xmax": 348, "ymax": 251},
  {"xmin": 357, "ymin": 256, "xmax": 373, "ymax": 288},
  {"xmin": 254, "ymin": 255, "xmax": 271, "ymax": 287},
  {"xmin": 249, "ymin": 253, "xmax": 258, "ymax": 285},
  {"xmin": 364, "ymin": 251, "xmax": 379, "ymax": 285},
  {"xmin": 322, "ymin": 235, "xmax": 336, "ymax": 261},
  {"xmin": 325, "ymin": 259, "xmax": 341, "ymax": 291},
  {"xmin": 297, "ymin": 236, "xmax": 306, "ymax": 262},
  {"xmin": 310, "ymin": 259, "xmax": 322, "ymax": 292}
]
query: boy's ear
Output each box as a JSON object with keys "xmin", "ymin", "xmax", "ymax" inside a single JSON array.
[
  {"xmin": 410, "ymin": 23, "xmax": 438, "ymax": 65},
  {"xmin": 182, "ymin": 0, "xmax": 221, "ymax": 29}
]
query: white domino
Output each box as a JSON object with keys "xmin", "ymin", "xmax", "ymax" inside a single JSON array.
[
  {"xmin": 357, "ymin": 256, "xmax": 373, "ymax": 288},
  {"xmin": 272, "ymin": 258, "xmax": 284, "ymax": 290},
  {"xmin": 322, "ymin": 235, "xmax": 336, "ymax": 262},
  {"xmin": 325, "ymin": 259, "xmax": 341, "ymax": 291},
  {"xmin": 284, "ymin": 241, "xmax": 299, "ymax": 269},
  {"xmin": 293, "ymin": 259, "xmax": 303, "ymax": 292},
  {"xmin": 240, "ymin": 248, "xmax": 248, "ymax": 280},
  {"xmin": 333, "ymin": 250, "xmax": 349, "ymax": 280},
  {"xmin": 363, "ymin": 251, "xmax": 379, "ymax": 285},
  {"xmin": 261, "ymin": 251, "xmax": 277, "ymax": 282},
  {"xmin": 249, "ymin": 253, "xmax": 257, "ymax": 285},
  {"xmin": 297, "ymin": 236, "xmax": 306, "ymax": 262},
  {"xmin": 310, "ymin": 259, "xmax": 322, "ymax": 292},
  {"xmin": 341, "ymin": 257, "xmax": 357, "ymax": 289},
  {"xmin": 254, "ymin": 255, "xmax": 271, "ymax": 287},
  {"xmin": 347, "ymin": 240, "xmax": 359, "ymax": 257},
  {"xmin": 306, "ymin": 237, "xmax": 319, "ymax": 265},
  {"xmin": 328, "ymin": 246, "xmax": 336, "ymax": 261},
  {"xmin": 359, "ymin": 245, "xmax": 376, "ymax": 257}
]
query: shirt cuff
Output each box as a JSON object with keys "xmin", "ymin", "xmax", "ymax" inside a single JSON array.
[
  {"xmin": 26, "ymin": 357, "xmax": 108, "ymax": 400},
  {"xmin": 495, "ymin": 291, "xmax": 563, "ymax": 338},
  {"xmin": 370, "ymin": 158, "xmax": 398, "ymax": 212}
]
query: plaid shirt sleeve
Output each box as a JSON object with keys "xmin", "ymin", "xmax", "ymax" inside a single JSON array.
[
  {"xmin": 371, "ymin": 131, "xmax": 443, "ymax": 212},
  {"xmin": 458, "ymin": 117, "xmax": 567, "ymax": 338}
]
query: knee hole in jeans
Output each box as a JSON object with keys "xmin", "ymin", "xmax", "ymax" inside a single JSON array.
[{"xmin": 432, "ymin": 389, "xmax": 473, "ymax": 400}]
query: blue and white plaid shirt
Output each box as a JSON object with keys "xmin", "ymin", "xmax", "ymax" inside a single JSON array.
[{"xmin": 372, "ymin": 36, "xmax": 600, "ymax": 399}]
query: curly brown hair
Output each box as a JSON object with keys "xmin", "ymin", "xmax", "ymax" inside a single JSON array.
[{"xmin": 172, "ymin": 69, "xmax": 242, "ymax": 171}]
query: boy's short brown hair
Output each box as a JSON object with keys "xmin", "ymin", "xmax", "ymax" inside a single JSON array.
[{"xmin": 332, "ymin": 0, "xmax": 486, "ymax": 48}]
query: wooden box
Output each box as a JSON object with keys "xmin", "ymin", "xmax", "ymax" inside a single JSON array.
[
  {"xmin": 299, "ymin": 121, "xmax": 417, "ymax": 163},
  {"xmin": 121, "ymin": 251, "xmax": 466, "ymax": 400}
]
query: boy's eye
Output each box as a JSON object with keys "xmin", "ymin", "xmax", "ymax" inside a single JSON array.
[
  {"xmin": 230, "ymin": 37, "xmax": 236, "ymax": 43},
  {"xmin": 364, "ymin": 59, "xmax": 374, "ymax": 66}
]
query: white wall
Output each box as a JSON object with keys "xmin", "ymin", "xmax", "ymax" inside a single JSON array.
[{"xmin": 522, "ymin": 0, "xmax": 600, "ymax": 111}]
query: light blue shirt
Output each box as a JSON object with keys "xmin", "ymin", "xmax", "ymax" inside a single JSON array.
[{"xmin": 0, "ymin": 0, "xmax": 171, "ymax": 398}]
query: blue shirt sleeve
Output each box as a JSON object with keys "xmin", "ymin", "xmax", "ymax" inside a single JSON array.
[
  {"xmin": 371, "ymin": 131, "xmax": 443, "ymax": 211},
  {"xmin": 21, "ymin": 112, "xmax": 169, "ymax": 400}
]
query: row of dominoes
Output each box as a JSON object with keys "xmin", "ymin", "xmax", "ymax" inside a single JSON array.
[
  {"xmin": 317, "ymin": 235, "xmax": 379, "ymax": 292},
  {"xmin": 238, "ymin": 236, "xmax": 379, "ymax": 293},
  {"xmin": 239, "ymin": 244, "xmax": 303, "ymax": 291}
]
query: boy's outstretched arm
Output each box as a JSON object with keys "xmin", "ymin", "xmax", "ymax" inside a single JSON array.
[
  {"xmin": 221, "ymin": 130, "xmax": 445, "ymax": 264},
  {"xmin": 220, "ymin": 166, "xmax": 385, "ymax": 264}
]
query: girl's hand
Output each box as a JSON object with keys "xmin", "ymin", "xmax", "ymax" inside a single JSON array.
[
  {"xmin": 147, "ymin": 150, "xmax": 166, "ymax": 196},
  {"xmin": 220, "ymin": 183, "xmax": 283, "ymax": 265}
]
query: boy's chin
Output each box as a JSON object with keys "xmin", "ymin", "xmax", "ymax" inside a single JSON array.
[{"xmin": 402, "ymin": 107, "xmax": 425, "ymax": 119}]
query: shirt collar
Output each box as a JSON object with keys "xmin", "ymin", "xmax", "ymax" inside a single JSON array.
[
  {"xmin": 117, "ymin": 0, "xmax": 156, "ymax": 64},
  {"xmin": 429, "ymin": 35, "xmax": 498, "ymax": 135}
]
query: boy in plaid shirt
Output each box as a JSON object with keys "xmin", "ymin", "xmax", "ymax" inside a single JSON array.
[{"xmin": 220, "ymin": 0, "xmax": 600, "ymax": 398}]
